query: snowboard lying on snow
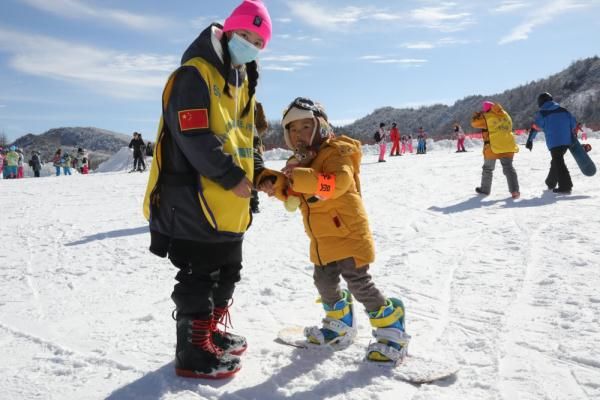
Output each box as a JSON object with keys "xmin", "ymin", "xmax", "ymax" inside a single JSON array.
[{"xmin": 276, "ymin": 325, "xmax": 459, "ymax": 384}]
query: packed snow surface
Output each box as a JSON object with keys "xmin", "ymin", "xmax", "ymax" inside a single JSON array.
[{"xmin": 1, "ymin": 137, "xmax": 599, "ymax": 400}]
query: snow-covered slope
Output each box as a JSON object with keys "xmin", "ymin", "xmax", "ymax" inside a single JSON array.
[
  {"xmin": 96, "ymin": 147, "xmax": 139, "ymax": 173},
  {"xmin": 1, "ymin": 138, "xmax": 599, "ymax": 400}
]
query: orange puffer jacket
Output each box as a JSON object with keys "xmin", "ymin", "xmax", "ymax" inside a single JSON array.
[{"xmin": 290, "ymin": 136, "xmax": 375, "ymax": 268}]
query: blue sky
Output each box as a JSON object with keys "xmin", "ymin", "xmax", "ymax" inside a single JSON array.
[{"xmin": 0, "ymin": 0, "xmax": 599, "ymax": 141}]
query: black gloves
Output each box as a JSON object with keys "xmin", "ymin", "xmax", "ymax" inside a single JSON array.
[{"xmin": 525, "ymin": 128, "xmax": 536, "ymax": 151}]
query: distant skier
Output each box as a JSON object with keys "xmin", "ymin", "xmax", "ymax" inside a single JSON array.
[
  {"xmin": 258, "ymin": 97, "xmax": 410, "ymax": 364},
  {"xmin": 62, "ymin": 152, "xmax": 72, "ymax": 175},
  {"xmin": 77, "ymin": 148, "xmax": 89, "ymax": 174},
  {"xmin": 5, "ymin": 146, "xmax": 19, "ymax": 179},
  {"xmin": 454, "ymin": 123, "xmax": 466, "ymax": 152},
  {"xmin": 416, "ymin": 127, "xmax": 427, "ymax": 154},
  {"xmin": 526, "ymin": 92, "xmax": 576, "ymax": 194},
  {"xmin": 376, "ymin": 122, "xmax": 387, "ymax": 162},
  {"xmin": 128, "ymin": 132, "xmax": 146, "ymax": 172},
  {"xmin": 52, "ymin": 149, "xmax": 62, "ymax": 176},
  {"xmin": 16, "ymin": 148, "xmax": 24, "ymax": 178},
  {"xmin": 29, "ymin": 151, "xmax": 42, "ymax": 177},
  {"xmin": 573, "ymin": 121, "xmax": 588, "ymax": 142},
  {"xmin": 0, "ymin": 148, "xmax": 4, "ymax": 179},
  {"xmin": 471, "ymin": 100, "xmax": 520, "ymax": 199},
  {"xmin": 389, "ymin": 122, "xmax": 401, "ymax": 156}
]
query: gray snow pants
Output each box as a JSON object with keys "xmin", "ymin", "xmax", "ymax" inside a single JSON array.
[
  {"xmin": 313, "ymin": 257, "xmax": 387, "ymax": 313},
  {"xmin": 480, "ymin": 157, "xmax": 519, "ymax": 194}
]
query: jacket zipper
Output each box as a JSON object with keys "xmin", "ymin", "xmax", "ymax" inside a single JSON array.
[
  {"xmin": 234, "ymin": 69, "xmax": 239, "ymax": 126},
  {"xmin": 302, "ymin": 196, "xmax": 323, "ymax": 265}
]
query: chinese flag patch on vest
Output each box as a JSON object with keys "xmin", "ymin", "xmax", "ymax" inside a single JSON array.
[{"xmin": 178, "ymin": 109, "xmax": 209, "ymax": 131}]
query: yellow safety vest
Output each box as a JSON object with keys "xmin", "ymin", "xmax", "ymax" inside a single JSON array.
[
  {"xmin": 485, "ymin": 108, "xmax": 519, "ymax": 154},
  {"xmin": 143, "ymin": 58, "xmax": 255, "ymax": 234}
]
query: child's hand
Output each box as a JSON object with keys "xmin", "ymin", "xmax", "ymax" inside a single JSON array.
[
  {"xmin": 255, "ymin": 170, "xmax": 289, "ymax": 201},
  {"xmin": 282, "ymin": 164, "xmax": 296, "ymax": 179},
  {"xmin": 232, "ymin": 176, "xmax": 253, "ymax": 198},
  {"xmin": 257, "ymin": 178, "xmax": 276, "ymax": 196}
]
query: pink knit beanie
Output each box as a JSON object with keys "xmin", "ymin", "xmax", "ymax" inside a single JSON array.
[
  {"xmin": 223, "ymin": 0, "xmax": 272, "ymax": 48},
  {"xmin": 482, "ymin": 101, "xmax": 494, "ymax": 112}
]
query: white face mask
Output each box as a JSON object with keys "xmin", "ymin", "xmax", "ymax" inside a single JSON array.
[{"xmin": 228, "ymin": 33, "xmax": 260, "ymax": 65}]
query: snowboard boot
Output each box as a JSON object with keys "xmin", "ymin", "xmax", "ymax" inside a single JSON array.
[
  {"xmin": 553, "ymin": 187, "xmax": 572, "ymax": 194},
  {"xmin": 212, "ymin": 305, "xmax": 248, "ymax": 355},
  {"xmin": 366, "ymin": 298, "xmax": 411, "ymax": 363},
  {"xmin": 475, "ymin": 187, "xmax": 489, "ymax": 195},
  {"xmin": 175, "ymin": 316, "xmax": 241, "ymax": 379},
  {"xmin": 304, "ymin": 289, "xmax": 357, "ymax": 348}
]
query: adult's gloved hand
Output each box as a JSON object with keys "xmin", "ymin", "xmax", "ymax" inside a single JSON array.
[{"xmin": 525, "ymin": 140, "xmax": 533, "ymax": 151}]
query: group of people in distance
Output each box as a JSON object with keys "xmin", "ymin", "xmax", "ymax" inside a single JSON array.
[
  {"xmin": 0, "ymin": 146, "xmax": 88, "ymax": 178},
  {"xmin": 371, "ymin": 92, "xmax": 582, "ymax": 201},
  {"xmin": 473, "ymin": 92, "xmax": 580, "ymax": 199}
]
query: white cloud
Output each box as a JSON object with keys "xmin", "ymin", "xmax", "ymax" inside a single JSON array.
[
  {"xmin": 190, "ymin": 16, "xmax": 220, "ymax": 30},
  {"xmin": 372, "ymin": 59, "xmax": 428, "ymax": 65},
  {"xmin": 360, "ymin": 56, "xmax": 427, "ymax": 65},
  {"xmin": 287, "ymin": 1, "xmax": 472, "ymax": 33},
  {"xmin": 20, "ymin": 0, "xmax": 170, "ymax": 31},
  {"xmin": 260, "ymin": 55, "xmax": 313, "ymax": 72},
  {"xmin": 401, "ymin": 42, "xmax": 435, "ymax": 49},
  {"xmin": 261, "ymin": 65, "xmax": 297, "ymax": 72},
  {"xmin": 410, "ymin": 3, "xmax": 473, "ymax": 32},
  {"xmin": 401, "ymin": 37, "xmax": 473, "ymax": 49},
  {"xmin": 438, "ymin": 37, "xmax": 472, "ymax": 46},
  {"xmin": 276, "ymin": 18, "xmax": 292, "ymax": 23},
  {"xmin": 301, "ymin": 36, "xmax": 323, "ymax": 42},
  {"xmin": 499, "ymin": 0, "xmax": 586, "ymax": 44},
  {"xmin": 492, "ymin": 1, "xmax": 530, "ymax": 13},
  {"xmin": 0, "ymin": 28, "xmax": 177, "ymax": 99},
  {"xmin": 288, "ymin": 3, "xmax": 372, "ymax": 29},
  {"xmin": 261, "ymin": 55, "xmax": 313, "ymax": 62}
]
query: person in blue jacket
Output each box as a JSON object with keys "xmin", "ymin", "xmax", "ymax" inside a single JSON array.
[{"xmin": 526, "ymin": 92, "xmax": 576, "ymax": 193}]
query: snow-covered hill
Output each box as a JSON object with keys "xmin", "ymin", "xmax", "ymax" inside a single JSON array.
[{"xmin": 1, "ymin": 137, "xmax": 599, "ymax": 400}]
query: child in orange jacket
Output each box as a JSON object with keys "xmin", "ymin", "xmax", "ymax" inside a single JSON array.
[{"xmin": 257, "ymin": 97, "xmax": 409, "ymax": 363}]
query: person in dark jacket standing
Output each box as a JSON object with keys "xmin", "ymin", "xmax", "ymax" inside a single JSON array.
[
  {"xmin": 142, "ymin": 0, "xmax": 272, "ymax": 379},
  {"xmin": 128, "ymin": 132, "xmax": 146, "ymax": 172},
  {"xmin": 29, "ymin": 151, "xmax": 42, "ymax": 177},
  {"xmin": 527, "ymin": 92, "xmax": 576, "ymax": 193}
]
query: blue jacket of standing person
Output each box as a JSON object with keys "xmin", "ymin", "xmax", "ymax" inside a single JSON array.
[{"xmin": 533, "ymin": 100, "xmax": 576, "ymax": 150}]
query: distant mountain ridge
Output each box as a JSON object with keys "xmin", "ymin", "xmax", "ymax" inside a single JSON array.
[
  {"xmin": 8, "ymin": 57, "xmax": 599, "ymax": 154},
  {"xmin": 10, "ymin": 127, "xmax": 131, "ymax": 168},
  {"xmin": 261, "ymin": 56, "xmax": 600, "ymax": 148}
]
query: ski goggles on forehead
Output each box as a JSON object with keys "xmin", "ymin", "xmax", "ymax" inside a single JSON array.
[{"xmin": 282, "ymin": 97, "xmax": 323, "ymax": 119}]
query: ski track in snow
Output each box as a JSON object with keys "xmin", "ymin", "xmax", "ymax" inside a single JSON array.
[{"xmin": 0, "ymin": 138, "xmax": 599, "ymax": 399}]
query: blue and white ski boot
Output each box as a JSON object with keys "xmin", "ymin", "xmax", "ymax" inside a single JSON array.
[
  {"xmin": 367, "ymin": 298, "xmax": 411, "ymax": 364},
  {"xmin": 304, "ymin": 289, "xmax": 357, "ymax": 349}
]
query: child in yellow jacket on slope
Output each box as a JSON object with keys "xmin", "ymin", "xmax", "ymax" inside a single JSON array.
[{"xmin": 257, "ymin": 97, "xmax": 410, "ymax": 363}]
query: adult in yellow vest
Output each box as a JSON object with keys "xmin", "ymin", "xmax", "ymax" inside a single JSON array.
[
  {"xmin": 471, "ymin": 101, "xmax": 520, "ymax": 199},
  {"xmin": 142, "ymin": 0, "xmax": 272, "ymax": 379}
]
